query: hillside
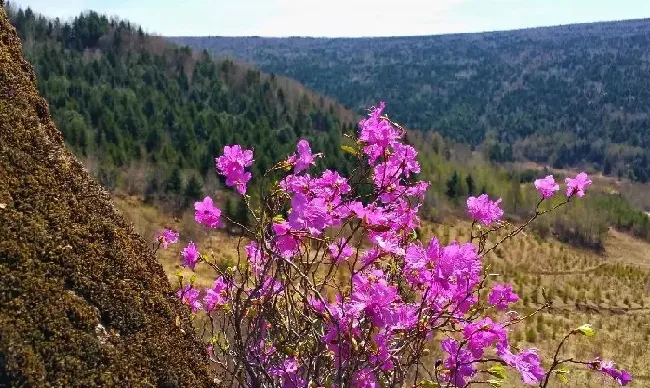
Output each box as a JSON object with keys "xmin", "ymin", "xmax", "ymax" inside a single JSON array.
[
  {"xmin": 172, "ymin": 19, "xmax": 650, "ymax": 182},
  {"xmin": 0, "ymin": 4, "xmax": 215, "ymax": 386},
  {"xmin": 9, "ymin": 3, "xmax": 650, "ymax": 252},
  {"xmin": 6, "ymin": 4, "xmax": 356, "ymax": 202}
]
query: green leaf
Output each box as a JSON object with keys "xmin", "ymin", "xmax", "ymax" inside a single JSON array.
[
  {"xmin": 418, "ymin": 380, "xmax": 440, "ymax": 388},
  {"xmin": 341, "ymin": 145, "xmax": 359, "ymax": 156},
  {"xmin": 555, "ymin": 372, "xmax": 569, "ymax": 384},
  {"xmin": 488, "ymin": 364, "xmax": 507, "ymax": 380},
  {"xmin": 575, "ymin": 324, "xmax": 596, "ymax": 337},
  {"xmin": 273, "ymin": 215, "xmax": 285, "ymax": 223}
]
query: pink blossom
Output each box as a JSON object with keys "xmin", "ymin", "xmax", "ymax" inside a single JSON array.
[
  {"xmin": 251, "ymin": 277, "xmax": 284, "ymax": 299},
  {"xmin": 370, "ymin": 331, "xmax": 394, "ymax": 371},
  {"xmin": 194, "ymin": 196, "xmax": 222, "ymax": 228},
  {"xmin": 590, "ymin": 358, "xmax": 632, "ymax": 386},
  {"xmin": 288, "ymin": 193, "xmax": 328, "ymax": 235},
  {"xmin": 351, "ymin": 368, "xmax": 379, "ymax": 388},
  {"xmin": 463, "ymin": 317, "xmax": 507, "ymax": 358},
  {"xmin": 315, "ymin": 170, "xmax": 351, "ymax": 197},
  {"xmin": 288, "ymin": 139, "xmax": 321, "ymax": 173},
  {"xmin": 389, "ymin": 142, "xmax": 420, "ymax": 177},
  {"xmin": 272, "ymin": 222, "xmax": 300, "ymax": 258},
  {"xmin": 216, "ymin": 145, "xmax": 254, "ymax": 194},
  {"xmin": 565, "ymin": 172, "xmax": 592, "ymax": 197},
  {"xmin": 270, "ymin": 357, "xmax": 304, "ymax": 388},
  {"xmin": 150, "ymin": 103, "xmax": 631, "ymax": 386},
  {"xmin": 204, "ymin": 277, "xmax": 229, "ymax": 311},
  {"xmin": 328, "ymin": 238, "xmax": 353, "ymax": 263},
  {"xmin": 441, "ymin": 337, "xmax": 476, "ymax": 386},
  {"xmin": 245, "ymin": 241, "xmax": 266, "ymax": 275},
  {"xmin": 358, "ymin": 102, "xmax": 401, "ymax": 163},
  {"xmin": 386, "ymin": 304, "xmax": 418, "ymax": 331},
  {"xmin": 534, "ymin": 175, "xmax": 559, "ymax": 198},
  {"xmin": 351, "ymin": 269, "xmax": 399, "ymax": 327},
  {"xmin": 181, "ymin": 241, "xmax": 200, "ymax": 270},
  {"xmin": 467, "ymin": 194, "xmax": 503, "ymax": 225},
  {"xmin": 176, "ymin": 284, "xmax": 201, "ymax": 313},
  {"xmin": 488, "ymin": 283, "xmax": 520, "ymax": 310},
  {"xmin": 498, "ymin": 346, "xmax": 545, "ymax": 385},
  {"xmin": 154, "ymin": 228, "xmax": 179, "ymax": 249}
]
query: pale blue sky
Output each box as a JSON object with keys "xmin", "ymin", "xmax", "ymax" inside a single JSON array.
[{"xmin": 9, "ymin": 0, "xmax": 650, "ymax": 37}]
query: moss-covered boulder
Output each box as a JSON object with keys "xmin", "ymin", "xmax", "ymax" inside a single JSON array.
[{"xmin": 0, "ymin": 4, "xmax": 216, "ymax": 386}]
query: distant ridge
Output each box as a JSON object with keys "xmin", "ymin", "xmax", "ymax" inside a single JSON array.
[{"xmin": 172, "ymin": 17, "xmax": 650, "ymax": 182}]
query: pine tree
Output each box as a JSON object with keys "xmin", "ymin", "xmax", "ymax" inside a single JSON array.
[
  {"xmin": 465, "ymin": 174, "xmax": 475, "ymax": 196},
  {"xmin": 164, "ymin": 167, "xmax": 183, "ymax": 194},
  {"xmin": 184, "ymin": 174, "xmax": 203, "ymax": 202},
  {"xmin": 446, "ymin": 171, "xmax": 459, "ymax": 199}
]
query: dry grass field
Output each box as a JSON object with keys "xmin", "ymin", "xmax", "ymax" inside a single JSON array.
[{"xmin": 114, "ymin": 195, "xmax": 650, "ymax": 387}]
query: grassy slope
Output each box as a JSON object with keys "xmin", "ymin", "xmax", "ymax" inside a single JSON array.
[{"xmin": 115, "ymin": 195, "xmax": 650, "ymax": 387}]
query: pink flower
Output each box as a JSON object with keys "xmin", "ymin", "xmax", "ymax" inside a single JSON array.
[
  {"xmin": 358, "ymin": 102, "xmax": 402, "ymax": 163},
  {"xmin": 204, "ymin": 277, "xmax": 229, "ymax": 311},
  {"xmin": 488, "ymin": 283, "xmax": 519, "ymax": 310},
  {"xmin": 328, "ymin": 238, "xmax": 353, "ymax": 263},
  {"xmin": 181, "ymin": 241, "xmax": 200, "ymax": 270},
  {"xmin": 155, "ymin": 228, "xmax": 179, "ymax": 249},
  {"xmin": 288, "ymin": 193, "xmax": 328, "ymax": 235},
  {"xmin": 463, "ymin": 317, "xmax": 507, "ymax": 358},
  {"xmin": 534, "ymin": 175, "xmax": 559, "ymax": 198},
  {"xmin": 467, "ymin": 194, "xmax": 503, "ymax": 225},
  {"xmin": 565, "ymin": 172, "xmax": 592, "ymax": 197},
  {"xmin": 245, "ymin": 241, "xmax": 266, "ymax": 275},
  {"xmin": 498, "ymin": 346, "xmax": 545, "ymax": 385},
  {"xmin": 288, "ymin": 139, "xmax": 321, "ymax": 173},
  {"xmin": 216, "ymin": 145, "xmax": 254, "ymax": 194},
  {"xmin": 194, "ymin": 196, "xmax": 222, "ymax": 228},
  {"xmin": 351, "ymin": 368, "xmax": 379, "ymax": 388},
  {"xmin": 176, "ymin": 284, "xmax": 202, "ymax": 313},
  {"xmin": 350, "ymin": 269, "xmax": 399, "ymax": 327},
  {"xmin": 389, "ymin": 142, "xmax": 420, "ymax": 177},
  {"xmin": 441, "ymin": 338, "xmax": 476, "ymax": 386},
  {"xmin": 272, "ymin": 222, "xmax": 299, "ymax": 258},
  {"xmin": 590, "ymin": 358, "xmax": 632, "ymax": 386}
]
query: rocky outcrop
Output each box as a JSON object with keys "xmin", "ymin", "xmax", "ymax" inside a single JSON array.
[{"xmin": 0, "ymin": 5, "xmax": 215, "ymax": 386}]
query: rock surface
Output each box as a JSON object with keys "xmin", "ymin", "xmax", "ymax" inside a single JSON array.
[{"xmin": 0, "ymin": 4, "xmax": 215, "ymax": 386}]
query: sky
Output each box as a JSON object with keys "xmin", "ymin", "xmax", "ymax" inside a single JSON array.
[{"xmin": 9, "ymin": 0, "xmax": 650, "ymax": 37}]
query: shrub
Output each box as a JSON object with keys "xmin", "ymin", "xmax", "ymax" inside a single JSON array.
[{"xmin": 156, "ymin": 103, "xmax": 631, "ymax": 387}]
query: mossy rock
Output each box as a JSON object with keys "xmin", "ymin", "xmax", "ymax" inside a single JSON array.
[{"xmin": 0, "ymin": 5, "xmax": 215, "ymax": 387}]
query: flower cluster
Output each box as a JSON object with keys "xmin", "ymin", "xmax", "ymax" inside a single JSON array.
[
  {"xmin": 488, "ymin": 283, "xmax": 520, "ymax": 310},
  {"xmin": 590, "ymin": 358, "xmax": 632, "ymax": 386},
  {"xmin": 566, "ymin": 172, "xmax": 592, "ymax": 197},
  {"xmin": 194, "ymin": 196, "xmax": 222, "ymax": 228},
  {"xmin": 216, "ymin": 145, "xmax": 254, "ymax": 194},
  {"xmin": 534, "ymin": 175, "xmax": 560, "ymax": 198},
  {"xmin": 533, "ymin": 173, "xmax": 592, "ymax": 199},
  {"xmin": 156, "ymin": 103, "xmax": 629, "ymax": 388},
  {"xmin": 154, "ymin": 228, "xmax": 179, "ymax": 249},
  {"xmin": 467, "ymin": 194, "xmax": 503, "ymax": 225},
  {"xmin": 287, "ymin": 139, "xmax": 322, "ymax": 173}
]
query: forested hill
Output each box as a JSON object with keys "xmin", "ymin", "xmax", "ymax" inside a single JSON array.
[
  {"xmin": 172, "ymin": 19, "xmax": 650, "ymax": 182},
  {"xmin": 6, "ymin": 4, "xmax": 356, "ymax": 199}
]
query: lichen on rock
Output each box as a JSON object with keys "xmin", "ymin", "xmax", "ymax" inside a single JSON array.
[{"xmin": 0, "ymin": 5, "xmax": 216, "ymax": 387}]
